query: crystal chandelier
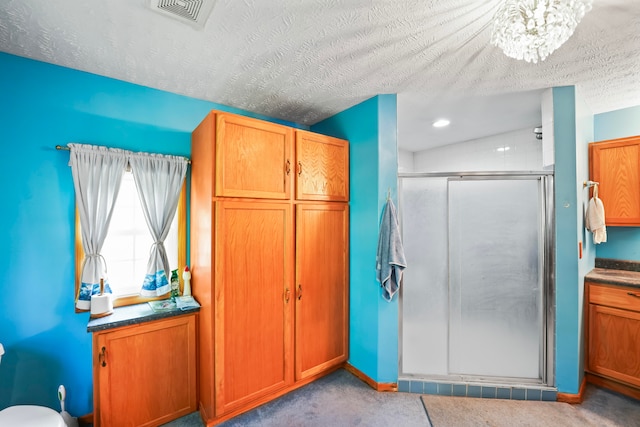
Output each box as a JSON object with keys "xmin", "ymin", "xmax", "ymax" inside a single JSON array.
[{"xmin": 491, "ymin": 0, "xmax": 593, "ymax": 63}]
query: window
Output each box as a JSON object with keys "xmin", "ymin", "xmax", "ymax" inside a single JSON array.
[{"xmin": 75, "ymin": 171, "xmax": 187, "ymax": 309}]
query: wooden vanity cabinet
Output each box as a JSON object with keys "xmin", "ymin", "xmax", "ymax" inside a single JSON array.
[
  {"xmin": 589, "ymin": 135, "xmax": 640, "ymax": 225},
  {"xmin": 92, "ymin": 314, "xmax": 197, "ymax": 427},
  {"xmin": 191, "ymin": 110, "xmax": 349, "ymax": 425},
  {"xmin": 585, "ymin": 281, "xmax": 640, "ymax": 399}
]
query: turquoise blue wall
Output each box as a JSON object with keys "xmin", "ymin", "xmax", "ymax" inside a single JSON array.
[
  {"xmin": 4, "ymin": 48, "xmax": 630, "ymax": 413},
  {"xmin": 574, "ymin": 88, "xmax": 595, "ymax": 385},
  {"xmin": 375, "ymin": 96, "xmax": 400, "ymax": 383},
  {"xmin": 554, "ymin": 97, "xmax": 640, "ymax": 392},
  {"xmin": 0, "ymin": 52, "xmax": 302, "ymax": 415},
  {"xmin": 594, "ymin": 105, "xmax": 640, "ymax": 141},
  {"xmin": 553, "ymin": 86, "xmax": 580, "ymax": 394},
  {"xmin": 553, "ymin": 86, "xmax": 594, "ymax": 394},
  {"xmin": 311, "ymin": 95, "xmax": 400, "ymax": 383},
  {"xmin": 593, "ymin": 105, "xmax": 640, "ymax": 261},
  {"xmin": 576, "ymin": 91, "xmax": 596, "ymax": 274}
]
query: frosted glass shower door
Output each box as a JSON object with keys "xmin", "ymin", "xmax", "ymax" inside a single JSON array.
[
  {"xmin": 400, "ymin": 177, "xmax": 449, "ymax": 376},
  {"xmin": 448, "ymin": 178, "xmax": 544, "ymax": 380}
]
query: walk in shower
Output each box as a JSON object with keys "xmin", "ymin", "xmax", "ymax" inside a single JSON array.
[{"xmin": 399, "ymin": 172, "xmax": 554, "ymax": 387}]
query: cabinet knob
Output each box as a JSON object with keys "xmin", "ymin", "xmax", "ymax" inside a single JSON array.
[
  {"xmin": 297, "ymin": 161, "xmax": 302, "ymax": 177},
  {"xmin": 297, "ymin": 284, "xmax": 302, "ymax": 300},
  {"xmin": 285, "ymin": 160, "xmax": 291, "ymax": 176},
  {"xmin": 285, "ymin": 288, "xmax": 291, "ymax": 303}
]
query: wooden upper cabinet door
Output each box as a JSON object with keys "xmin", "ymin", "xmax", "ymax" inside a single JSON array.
[
  {"xmin": 590, "ymin": 136, "xmax": 640, "ymax": 225},
  {"xmin": 214, "ymin": 201, "xmax": 294, "ymax": 415},
  {"xmin": 295, "ymin": 131, "xmax": 349, "ymax": 202},
  {"xmin": 295, "ymin": 203, "xmax": 349, "ymax": 381},
  {"xmin": 216, "ymin": 113, "xmax": 293, "ymax": 199}
]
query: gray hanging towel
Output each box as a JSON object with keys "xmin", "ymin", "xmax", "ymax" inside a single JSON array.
[{"xmin": 376, "ymin": 198, "xmax": 407, "ymax": 302}]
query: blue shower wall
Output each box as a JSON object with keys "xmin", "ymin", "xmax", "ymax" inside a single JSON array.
[
  {"xmin": 0, "ymin": 52, "xmax": 303, "ymax": 416},
  {"xmin": 311, "ymin": 95, "xmax": 400, "ymax": 384},
  {"xmin": 593, "ymin": 105, "xmax": 640, "ymax": 261}
]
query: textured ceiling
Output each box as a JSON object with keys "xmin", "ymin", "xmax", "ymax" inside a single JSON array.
[{"xmin": 1, "ymin": 0, "xmax": 639, "ymax": 150}]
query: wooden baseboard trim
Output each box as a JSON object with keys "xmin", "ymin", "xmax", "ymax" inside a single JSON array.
[
  {"xmin": 343, "ymin": 363, "xmax": 397, "ymax": 392},
  {"xmin": 586, "ymin": 372, "xmax": 640, "ymax": 401},
  {"xmin": 78, "ymin": 413, "xmax": 93, "ymax": 425},
  {"xmin": 557, "ymin": 376, "xmax": 587, "ymax": 404}
]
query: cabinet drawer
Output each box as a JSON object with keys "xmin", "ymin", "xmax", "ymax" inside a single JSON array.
[{"xmin": 589, "ymin": 283, "xmax": 640, "ymax": 312}]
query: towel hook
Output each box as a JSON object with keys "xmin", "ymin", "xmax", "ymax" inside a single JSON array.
[
  {"xmin": 583, "ymin": 180, "xmax": 599, "ymax": 189},
  {"xmin": 386, "ymin": 187, "xmax": 391, "ymax": 201}
]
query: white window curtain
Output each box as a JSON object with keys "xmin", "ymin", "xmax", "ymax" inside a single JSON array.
[
  {"xmin": 69, "ymin": 143, "xmax": 128, "ymax": 311},
  {"xmin": 129, "ymin": 153, "xmax": 188, "ymax": 297}
]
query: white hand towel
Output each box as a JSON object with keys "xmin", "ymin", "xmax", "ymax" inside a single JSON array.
[
  {"xmin": 585, "ymin": 186, "xmax": 607, "ymax": 244},
  {"xmin": 376, "ymin": 199, "xmax": 407, "ymax": 302}
]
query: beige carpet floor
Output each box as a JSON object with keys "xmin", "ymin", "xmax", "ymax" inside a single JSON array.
[{"xmin": 422, "ymin": 395, "xmax": 597, "ymax": 427}]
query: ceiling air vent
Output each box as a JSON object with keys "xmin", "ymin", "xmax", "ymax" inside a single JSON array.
[{"xmin": 149, "ymin": 0, "xmax": 216, "ymax": 29}]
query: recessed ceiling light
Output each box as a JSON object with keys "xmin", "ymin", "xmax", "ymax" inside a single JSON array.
[{"xmin": 432, "ymin": 119, "xmax": 450, "ymax": 128}]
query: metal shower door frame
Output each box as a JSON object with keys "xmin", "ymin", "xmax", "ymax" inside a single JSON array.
[{"xmin": 398, "ymin": 171, "xmax": 555, "ymax": 387}]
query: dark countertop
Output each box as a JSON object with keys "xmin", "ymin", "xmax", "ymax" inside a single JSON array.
[
  {"xmin": 586, "ymin": 258, "xmax": 640, "ymax": 289},
  {"xmin": 585, "ymin": 268, "xmax": 640, "ymax": 289},
  {"xmin": 87, "ymin": 301, "xmax": 199, "ymax": 333}
]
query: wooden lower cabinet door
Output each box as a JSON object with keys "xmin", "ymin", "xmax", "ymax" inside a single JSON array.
[
  {"xmin": 588, "ymin": 304, "xmax": 640, "ymax": 387},
  {"xmin": 295, "ymin": 203, "xmax": 349, "ymax": 380},
  {"xmin": 214, "ymin": 201, "xmax": 294, "ymax": 415},
  {"xmin": 94, "ymin": 314, "xmax": 197, "ymax": 427}
]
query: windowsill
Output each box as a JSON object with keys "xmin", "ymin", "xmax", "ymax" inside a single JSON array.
[
  {"xmin": 87, "ymin": 300, "xmax": 200, "ymax": 333},
  {"xmin": 76, "ymin": 293, "xmax": 171, "ymax": 314}
]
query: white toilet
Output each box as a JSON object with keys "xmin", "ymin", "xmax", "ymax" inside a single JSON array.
[{"xmin": 0, "ymin": 344, "xmax": 67, "ymax": 427}]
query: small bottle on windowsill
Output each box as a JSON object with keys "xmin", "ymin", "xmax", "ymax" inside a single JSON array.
[
  {"xmin": 182, "ymin": 266, "xmax": 191, "ymax": 296},
  {"xmin": 170, "ymin": 269, "xmax": 179, "ymax": 302}
]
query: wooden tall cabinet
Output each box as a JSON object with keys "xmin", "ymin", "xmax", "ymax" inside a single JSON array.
[
  {"xmin": 191, "ymin": 111, "xmax": 349, "ymax": 425},
  {"xmin": 589, "ymin": 135, "xmax": 640, "ymax": 225}
]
